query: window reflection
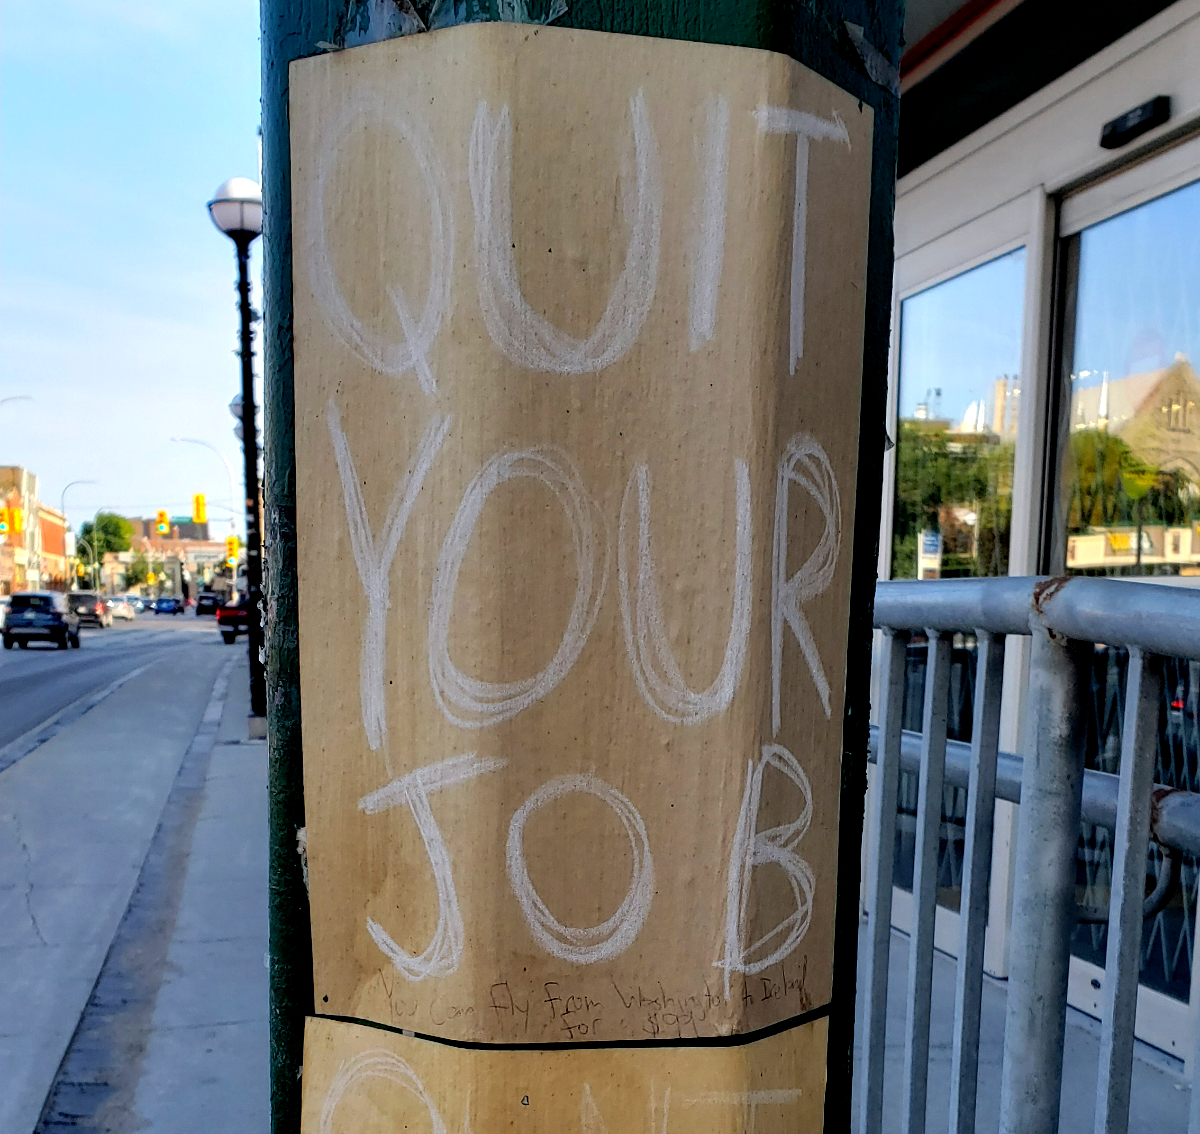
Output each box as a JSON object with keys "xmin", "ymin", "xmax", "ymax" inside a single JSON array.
[
  {"xmin": 1056, "ymin": 176, "xmax": 1200, "ymax": 1005},
  {"xmin": 1059, "ymin": 178, "xmax": 1200, "ymax": 577},
  {"xmin": 891, "ymin": 249, "xmax": 1026, "ymax": 579}
]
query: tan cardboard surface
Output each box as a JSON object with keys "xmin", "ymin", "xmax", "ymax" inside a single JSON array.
[
  {"xmin": 302, "ymin": 1016, "xmax": 829, "ymax": 1133},
  {"xmin": 290, "ymin": 22, "xmax": 872, "ymax": 1044}
]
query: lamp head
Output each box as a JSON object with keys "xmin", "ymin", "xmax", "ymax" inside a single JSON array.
[{"xmin": 207, "ymin": 177, "xmax": 263, "ymax": 242}]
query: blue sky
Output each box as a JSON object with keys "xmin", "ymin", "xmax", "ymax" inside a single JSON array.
[
  {"xmin": 897, "ymin": 176, "xmax": 1200, "ymax": 428},
  {"xmin": 898, "ymin": 248, "xmax": 1025, "ymax": 427},
  {"xmin": 1073, "ymin": 176, "xmax": 1200, "ymax": 386},
  {"xmin": 1, "ymin": 1, "xmax": 262, "ymax": 537}
]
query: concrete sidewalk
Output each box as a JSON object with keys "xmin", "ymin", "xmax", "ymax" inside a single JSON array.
[
  {"xmin": 128, "ymin": 656, "xmax": 268, "ymax": 1129},
  {"xmin": 852, "ymin": 923, "xmax": 1192, "ymax": 1133}
]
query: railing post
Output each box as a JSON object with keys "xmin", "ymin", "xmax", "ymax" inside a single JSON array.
[
  {"xmin": 949, "ymin": 629, "xmax": 1006, "ymax": 1134},
  {"xmin": 999, "ymin": 621, "xmax": 1090, "ymax": 1134},
  {"xmin": 1095, "ymin": 648, "xmax": 1161, "ymax": 1134},
  {"xmin": 858, "ymin": 629, "xmax": 908, "ymax": 1134},
  {"xmin": 902, "ymin": 630, "xmax": 952, "ymax": 1134}
]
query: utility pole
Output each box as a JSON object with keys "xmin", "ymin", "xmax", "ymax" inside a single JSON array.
[{"xmin": 261, "ymin": 4, "xmax": 901, "ymax": 1130}]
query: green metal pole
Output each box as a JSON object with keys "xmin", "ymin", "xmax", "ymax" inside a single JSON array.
[
  {"xmin": 260, "ymin": 3, "xmax": 900, "ymax": 1130},
  {"xmin": 260, "ymin": 4, "xmax": 340, "ymax": 1132}
]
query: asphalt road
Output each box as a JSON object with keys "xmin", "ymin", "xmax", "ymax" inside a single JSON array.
[{"xmin": 0, "ymin": 610, "xmax": 235, "ymax": 751}]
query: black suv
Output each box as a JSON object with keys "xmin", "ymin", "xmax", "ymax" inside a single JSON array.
[
  {"xmin": 70, "ymin": 591, "xmax": 111, "ymax": 628},
  {"xmin": 195, "ymin": 593, "xmax": 220, "ymax": 617},
  {"xmin": 3, "ymin": 592, "xmax": 81, "ymax": 649}
]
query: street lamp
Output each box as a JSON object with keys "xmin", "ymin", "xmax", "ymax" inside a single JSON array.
[
  {"xmin": 61, "ymin": 480, "xmax": 98, "ymax": 590},
  {"xmin": 208, "ymin": 176, "xmax": 266, "ymax": 730},
  {"xmin": 0, "ymin": 395, "xmax": 32, "ymax": 409},
  {"xmin": 171, "ymin": 437, "xmax": 238, "ymax": 537}
]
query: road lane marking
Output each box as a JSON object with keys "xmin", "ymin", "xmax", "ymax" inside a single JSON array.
[{"xmin": 0, "ymin": 663, "xmax": 151, "ymax": 777}]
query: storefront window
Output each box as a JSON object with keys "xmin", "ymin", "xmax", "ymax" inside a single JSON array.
[
  {"xmin": 888, "ymin": 249, "xmax": 1025, "ymax": 910},
  {"xmin": 1056, "ymin": 176, "xmax": 1200, "ymax": 1004},
  {"xmin": 1057, "ymin": 178, "xmax": 1200, "ymax": 579},
  {"xmin": 891, "ymin": 249, "xmax": 1026, "ymax": 579}
]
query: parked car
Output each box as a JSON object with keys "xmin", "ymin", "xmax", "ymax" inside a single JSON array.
[
  {"xmin": 69, "ymin": 591, "xmax": 111, "ymax": 628},
  {"xmin": 153, "ymin": 596, "xmax": 185, "ymax": 615},
  {"xmin": 195, "ymin": 593, "xmax": 220, "ymax": 617},
  {"xmin": 217, "ymin": 596, "xmax": 249, "ymax": 644},
  {"xmin": 3, "ymin": 592, "xmax": 80, "ymax": 649},
  {"xmin": 123, "ymin": 594, "xmax": 146, "ymax": 613},
  {"xmin": 108, "ymin": 597, "xmax": 136, "ymax": 621}
]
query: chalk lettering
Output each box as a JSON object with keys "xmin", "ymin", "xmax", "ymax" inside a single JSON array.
[
  {"xmin": 689, "ymin": 94, "xmax": 730, "ymax": 351},
  {"xmin": 716, "ymin": 744, "xmax": 815, "ymax": 997},
  {"xmin": 469, "ymin": 92, "xmax": 661, "ymax": 373},
  {"xmin": 507, "ymin": 774, "xmax": 653, "ymax": 963},
  {"xmin": 320, "ymin": 1050, "xmax": 450, "ymax": 1134},
  {"xmin": 429, "ymin": 446, "xmax": 608, "ymax": 728},
  {"xmin": 329, "ymin": 401, "xmax": 451, "ymax": 756},
  {"xmin": 618, "ymin": 460, "xmax": 751, "ymax": 724},
  {"xmin": 771, "ymin": 433, "xmax": 841, "ymax": 728},
  {"xmin": 359, "ymin": 753, "xmax": 506, "ymax": 980},
  {"xmin": 309, "ymin": 97, "xmax": 453, "ymax": 394},
  {"xmin": 753, "ymin": 105, "xmax": 850, "ymax": 373}
]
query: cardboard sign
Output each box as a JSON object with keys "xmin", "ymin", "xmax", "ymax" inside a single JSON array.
[
  {"xmin": 301, "ymin": 1016, "xmax": 829, "ymax": 1133},
  {"xmin": 291, "ymin": 22, "xmax": 872, "ymax": 1045}
]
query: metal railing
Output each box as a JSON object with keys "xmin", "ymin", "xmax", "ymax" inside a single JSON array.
[{"xmin": 859, "ymin": 575, "xmax": 1200, "ymax": 1134}]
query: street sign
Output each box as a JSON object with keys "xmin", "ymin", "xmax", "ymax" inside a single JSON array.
[{"xmin": 290, "ymin": 22, "xmax": 872, "ymax": 1128}]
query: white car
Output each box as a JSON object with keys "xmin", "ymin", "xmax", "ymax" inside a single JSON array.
[
  {"xmin": 0, "ymin": 596, "xmax": 8, "ymax": 631},
  {"xmin": 107, "ymin": 597, "xmax": 136, "ymax": 621}
]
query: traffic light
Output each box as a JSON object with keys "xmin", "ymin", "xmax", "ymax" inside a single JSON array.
[
  {"xmin": 0, "ymin": 509, "xmax": 8, "ymax": 535},
  {"xmin": 76, "ymin": 562, "xmax": 85, "ymax": 577},
  {"xmin": 146, "ymin": 571, "xmax": 156, "ymax": 585},
  {"xmin": 156, "ymin": 509, "xmax": 169, "ymax": 535},
  {"xmin": 225, "ymin": 535, "xmax": 239, "ymax": 568},
  {"xmin": 9, "ymin": 508, "xmax": 22, "ymax": 534},
  {"xmin": 193, "ymin": 494, "xmax": 207, "ymax": 524}
]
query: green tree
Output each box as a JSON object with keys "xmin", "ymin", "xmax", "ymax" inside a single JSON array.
[
  {"xmin": 890, "ymin": 421, "xmax": 1014, "ymax": 579},
  {"xmin": 78, "ymin": 513, "xmax": 133, "ymax": 560},
  {"xmin": 123, "ymin": 551, "xmax": 149, "ymax": 588}
]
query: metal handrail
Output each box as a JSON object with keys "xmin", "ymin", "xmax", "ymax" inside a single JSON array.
[
  {"xmin": 874, "ymin": 574, "xmax": 1200, "ymax": 660},
  {"xmin": 866, "ymin": 725, "xmax": 1200, "ymax": 858},
  {"xmin": 860, "ymin": 574, "xmax": 1200, "ymax": 1134}
]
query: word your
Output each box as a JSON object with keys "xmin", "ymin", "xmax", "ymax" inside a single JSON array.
[
  {"xmin": 331, "ymin": 413, "xmax": 842, "ymax": 746},
  {"xmin": 308, "ymin": 92, "xmax": 850, "ymax": 389},
  {"xmin": 359, "ymin": 747, "xmax": 813, "ymax": 985}
]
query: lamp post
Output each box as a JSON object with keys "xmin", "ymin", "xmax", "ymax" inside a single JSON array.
[
  {"xmin": 171, "ymin": 437, "xmax": 239, "ymax": 538},
  {"xmin": 208, "ymin": 176, "xmax": 266, "ymax": 729},
  {"xmin": 60, "ymin": 480, "xmax": 97, "ymax": 590}
]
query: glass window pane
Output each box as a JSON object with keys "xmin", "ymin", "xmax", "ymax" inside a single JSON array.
[
  {"xmin": 891, "ymin": 249, "xmax": 1026, "ymax": 580},
  {"xmin": 1059, "ymin": 178, "xmax": 1200, "ymax": 578},
  {"xmin": 1056, "ymin": 176, "xmax": 1200, "ymax": 1005}
]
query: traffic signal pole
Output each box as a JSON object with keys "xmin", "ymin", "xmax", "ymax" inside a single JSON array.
[
  {"xmin": 235, "ymin": 234, "xmax": 268, "ymax": 724},
  {"xmin": 261, "ymin": 4, "xmax": 900, "ymax": 1130}
]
